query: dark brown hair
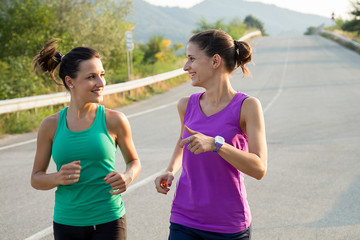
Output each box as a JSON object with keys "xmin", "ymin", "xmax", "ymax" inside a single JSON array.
[
  {"xmin": 189, "ymin": 29, "xmax": 252, "ymax": 75},
  {"xmin": 33, "ymin": 39, "xmax": 100, "ymax": 90}
]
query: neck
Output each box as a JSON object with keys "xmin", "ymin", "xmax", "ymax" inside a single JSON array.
[
  {"xmin": 67, "ymin": 101, "xmax": 97, "ymax": 119},
  {"xmin": 203, "ymin": 73, "xmax": 236, "ymax": 105}
]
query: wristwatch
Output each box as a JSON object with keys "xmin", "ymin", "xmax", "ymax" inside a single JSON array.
[{"xmin": 213, "ymin": 136, "xmax": 225, "ymax": 153}]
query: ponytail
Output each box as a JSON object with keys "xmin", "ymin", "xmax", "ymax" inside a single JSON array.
[
  {"xmin": 32, "ymin": 39, "xmax": 64, "ymax": 87},
  {"xmin": 234, "ymin": 40, "xmax": 252, "ymax": 76}
]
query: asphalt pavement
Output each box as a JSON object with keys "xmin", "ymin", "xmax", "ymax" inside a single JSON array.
[{"xmin": 1, "ymin": 35, "xmax": 360, "ymax": 240}]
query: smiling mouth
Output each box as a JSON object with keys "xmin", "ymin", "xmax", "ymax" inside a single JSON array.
[{"xmin": 92, "ymin": 89, "xmax": 103, "ymax": 96}]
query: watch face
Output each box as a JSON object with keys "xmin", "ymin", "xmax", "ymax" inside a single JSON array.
[{"xmin": 215, "ymin": 136, "xmax": 225, "ymax": 144}]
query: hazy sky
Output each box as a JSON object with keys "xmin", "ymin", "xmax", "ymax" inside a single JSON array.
[{"xmin": 143, "ymin": 0, "xmax": 354, "ymax": 19}]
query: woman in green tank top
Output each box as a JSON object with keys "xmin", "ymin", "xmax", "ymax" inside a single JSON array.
[{"xmin": 31, "ymin": 39, "xmax": 141, "ymax": 240}]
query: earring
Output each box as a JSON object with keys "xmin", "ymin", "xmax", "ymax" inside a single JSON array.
[{"xmin": 69, "ymin": 85, "xmax": 73, "ymax": 89}]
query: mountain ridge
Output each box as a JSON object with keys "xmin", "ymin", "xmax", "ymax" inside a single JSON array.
[{"xmin": 127, "ymin": 0, "xmax": 332, "ymax": 44}]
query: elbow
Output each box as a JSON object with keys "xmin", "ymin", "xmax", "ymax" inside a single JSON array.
[
  {"xmin": 31, "ymin": 177, "xmax": 39, "ymax": 190},
  {"xmin": 138, "ymin": 160, "xmax": 142, "ymax": 174},
  {"xmin": 31, "ymin": 173, "xmax": 44, "ymax": 190},
  {"xmin": 254, "ymin": 165, "xmax": 267, "ymax": 180}
]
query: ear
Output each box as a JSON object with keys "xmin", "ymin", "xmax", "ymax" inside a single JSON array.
[
  {"xmin": 212, "ymin": 54, "xmax": 221, "ymax": 69},
  {"xmin": 65, "ymin": 76, "xmax": 74, "ymax": 89}
]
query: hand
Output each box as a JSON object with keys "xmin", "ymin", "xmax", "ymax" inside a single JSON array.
[
  {"xmin": 104, "ymin": 171, "xmax": 129, "ymax": 195},
  {"xmin": 154, "ymin": 172, "xmax": 174, "ymax": 195},
  {"xmin": 57, "ymin": 160, "xmax": 81, "ymax": 185},
  {"xmin": 179, "ymin": 126, "xmax": 215, "ymax": 154}
]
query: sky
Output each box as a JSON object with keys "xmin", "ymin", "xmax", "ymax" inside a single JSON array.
[{"xmin": 143, "ymin": 0, "xmax": 354, "ymax": 20}]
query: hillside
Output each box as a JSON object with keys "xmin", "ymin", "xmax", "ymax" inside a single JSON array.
[{"xmin": 127, "ymin": 0, "xmax": 333, "ymax": 44}]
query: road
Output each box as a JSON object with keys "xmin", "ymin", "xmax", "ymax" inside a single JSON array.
[{"xmin": 1, "ymin": 35, "xmax": 360, "ymax": 240}]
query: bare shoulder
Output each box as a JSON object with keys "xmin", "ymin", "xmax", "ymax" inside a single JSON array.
[
  {"xmin": 243, "ymin": 96, "xmax": 262, "ymax": 112},
  {"xmin": 38, "ymin": 112, "xmax": 59, "ymax": 139},
  {"xmin": 105, "ymin": 108, "xmax": 128, "ymax": 131},
  {"xmin": 241, "ymin": 96, "xmax": 264, "ymax": 122},
  {"xmin": 177, "ymin": 96, "xmax": 190, "ymax": 115}
]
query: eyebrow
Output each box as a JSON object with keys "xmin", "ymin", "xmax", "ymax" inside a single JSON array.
[{"xmin": 87, "ymin": 71, "xmax": 105, "ymax": 75}]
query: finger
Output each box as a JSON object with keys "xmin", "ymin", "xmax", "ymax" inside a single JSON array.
[
  {"xmin": 180, "ymin": 135, "xmax": 194, "ymax": 147},
  {"xmin": 104, "ymin": 171, "xmax": 117, "ymax": 182},
  {"xmin": 166, "ymin": 176, "xmax": 174, "ymax": 187},
  {"xmin": 61, "ymin": 175, "xmax": 80, "ymax": 185},
  {"xmin": 110, "ymin": 179, "xmax": 125, "ymax": 189},
  {"xmin": 62, "ymin": 161, "xmax": 81, "ymax": 171},
  {"xmin": 156, "ymin": 185, "xmax": 170, "ymax": 194},
  {"xmin": 193, "ymin": 145, "xmax": 203, "ymax": 155},
  {"xmin": 187, "ymin": 143, "xmax": 195, "ymax": 152},
  {"xmin": 109, "ymin": 189, "xmax": 125, "ymax": 195},
  {"xmin": 111, "ymin": 182, "xmax": 126, "ymax": 191},
  {"xmin": 69, "ymin": 160, "xmax": 81, "ymax": 169},
  {"xmin": 179, "ymin": 138, "xmax": 188, "ymax": 148},
  {"xmin": 184, "ymin": 125, "xmax": 197, "ymax": 135},
  {"xmin": 110, "ymin": 182, "xmax": 128, "ymax": 194}
]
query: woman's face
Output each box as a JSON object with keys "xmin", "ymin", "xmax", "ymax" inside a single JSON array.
[
  {"xmin": 70, "ymin": 57, "xmax": 106, "ymax": 103},
  {"xmin": 183, "ymin": 42, "xmax": 214, "ymax": 87}
]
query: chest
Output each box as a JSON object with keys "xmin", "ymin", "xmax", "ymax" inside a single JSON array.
[
  {"xmin": 199, "ymin": 100, "xmax": 230, "ymax": 117},
  {"xmin": 66, "ymin": 117, "xmax": 95, "ymax": 132}
]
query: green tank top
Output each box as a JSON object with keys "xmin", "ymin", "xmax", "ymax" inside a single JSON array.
[{"xmin": 52, "ymin": 105, "xmax": 125, "ymax": 226}]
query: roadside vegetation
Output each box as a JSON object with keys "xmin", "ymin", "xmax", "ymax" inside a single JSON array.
[
  {"xmin": 0, "ymin": 0, "xmax": 263, "ymax": 136},
  {"xmin": 304, "ymin": 0, "xmax": 360, "ymax": 51}
]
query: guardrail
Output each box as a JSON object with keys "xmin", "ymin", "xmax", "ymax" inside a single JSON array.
[
  {"xmin": 0, "ymin": 31, "xmax": 262, "ymax": 115},
  {"xmin": 239, "ymin": 30, "xmax": 262, "ymax": 41},
  {"xmin": 317, "ymin": 26, "xmax": 360, "ymax": 52}
]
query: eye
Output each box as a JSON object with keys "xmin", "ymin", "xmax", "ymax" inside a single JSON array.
[
  {"xmin": 87, "ymin": 75, "xmax": 95, "ymax": 79},
  {"xmin": 189, "ymin": 57, "xmax": 195, "ymax": 62},
  {"xmin": 101, "ymin": 73, "xmax": 105, "ymax": 77}
]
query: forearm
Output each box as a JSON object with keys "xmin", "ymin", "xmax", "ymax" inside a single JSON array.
[
  {"xmin": 31, "ymin": 171, "xmax": 60, "ymax": 190},
  {"xmin": 166, "ymin": 139, "xmax": 183, "ymax": 174},
  {"xmin": 218, "ymin": 143, "xmax": 267, "ymax": 180},
  {"xmin": 124, "ymin": 159, "xmax": 141, "ymax": 185}
]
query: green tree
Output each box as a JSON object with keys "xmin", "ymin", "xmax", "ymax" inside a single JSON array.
[
  {"xmin": 192, "ymin": 17, "xmax": 248, "ymax": 40},
  {"xmin": 304, "ymin": 26, "xmax": 318, "ymax": 35},
  {"xmin": 192, "ymin": 16, "xmax": 227, "ymax": 33},
  {"xmin": 0, "ymin": 0, "xmax": 132, "ymax": 99},
  {"xmin": 227, "ymin": 17, "xmax": 247, "ymax": 40},
  {"xmin": 0, "ymin": 0, "xmax": 56, "ymax": 58},
  {"xmin": 341, "ymin": 1, "xmax": 360, "ymax": 35},
  {"xmin": 54, "ymin": 0, "xmax": 132, "ymax": 72},
  {"xmin": 244, "ymin": 15, "xmax": 267, "ymax": 36},
  {"xmin": 139, "ymin": 35, "xmax": 165, "ymax": 64}
]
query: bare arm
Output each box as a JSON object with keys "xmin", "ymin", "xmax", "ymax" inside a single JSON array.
[
  {"xmin": 180, "ymin": 97, "xmax": 267, "ymax": 180},
  {"xmin": 218, "ymin": 97, "xmax": 267, "ymax": 179},
  {"xmin": 104, "ymin": 109, "xmax": 141, "ymax": 195},
  {"xmin": 31, "ymin": 114, "xmax": 81, "ymax": 190},
  {"xmin": 154, "ymin": 97, "xmax": 189, "ymax": 194}
]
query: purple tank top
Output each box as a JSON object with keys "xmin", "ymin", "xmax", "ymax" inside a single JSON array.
[{"xmin": 170, "ymin": 92, "xmax": 251, "ymax": 233}]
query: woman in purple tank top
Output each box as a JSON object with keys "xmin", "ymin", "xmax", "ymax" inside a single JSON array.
[{"xmin": 155, "ymin": 29, "xmax": 268, "ymax": 240}]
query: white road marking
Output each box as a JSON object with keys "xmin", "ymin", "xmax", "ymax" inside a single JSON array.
[
  {"xmin": 0, "ymin": 138, "xmax": 37, "ymax": 151},
  {"xmin": 24, "ymin": 227, "xmax": 52, "ymax": 240},
  {"xmin": 263, "ymin": 40, "xmax": 289, "ymax": 114}
]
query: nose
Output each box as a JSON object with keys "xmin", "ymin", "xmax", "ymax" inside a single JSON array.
[
  {"xmin": 97, "ymin": 75, "xmax": 105, "ymax": 87},
  {"xmin": 183, "ymin": 60, "xmax": 190, "ymax": 71}
]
